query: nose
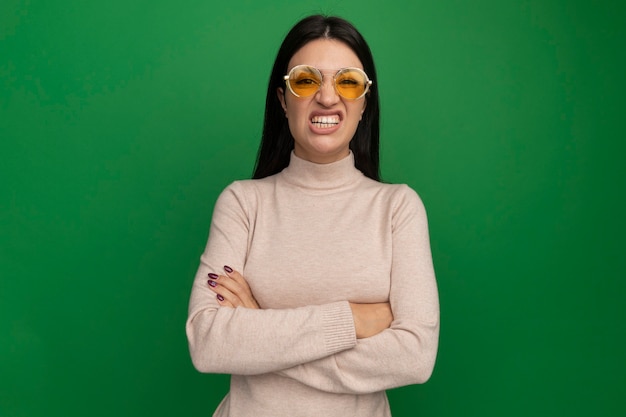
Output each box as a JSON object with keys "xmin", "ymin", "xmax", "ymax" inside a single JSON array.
[{"xmin": 315, "ymin": 75, "xmax": 340, "ymax": 107}]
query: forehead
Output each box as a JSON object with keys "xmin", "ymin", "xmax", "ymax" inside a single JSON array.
[{"xmin": 288, "ymin": 38, "xmax": 363, "ymax": 71}]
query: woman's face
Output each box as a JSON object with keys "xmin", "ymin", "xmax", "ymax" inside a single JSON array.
[{"xmin": 278, "ymin": 38, "xmax": 367, "ymax": 164}]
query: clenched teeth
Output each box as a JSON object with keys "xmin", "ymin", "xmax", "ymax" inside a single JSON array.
[{"xmin": 311, "ymin": 115, "xmax": 340, "ymax": 128}]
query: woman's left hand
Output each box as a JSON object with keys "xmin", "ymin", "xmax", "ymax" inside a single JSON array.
[{"xmin": 207, "ymin": 266, "xmax": 260, "ymax": 309}]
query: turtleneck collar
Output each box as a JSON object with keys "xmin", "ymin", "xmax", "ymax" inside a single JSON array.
[{"xmin": 279, "ymin": 151, "xmax": 363, "ymax": 191}]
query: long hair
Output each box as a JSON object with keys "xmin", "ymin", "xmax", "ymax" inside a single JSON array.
[{"xmin": 252, "ymin": 15, "xmax": 380, "ymax": 181}]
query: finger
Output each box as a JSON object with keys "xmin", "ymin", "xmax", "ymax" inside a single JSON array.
[
  {"xmin": 208, "ymin": 279, "xmax": 245, "ymax": 307},
  {"xmin": 212, "ymin": 274, "xmax": 246, "ymax": 297},
  {"xmin": 223, "ymin": 267, "xmax": 252, "ymax": 290},
  {"xmin": 208, "ymin": 273, "xmax": 245, "ymax": 307},
  {"xmin": 223, "ymin": 267, "xmax": 260, "ymax": 308},
  {"xmin": 219, "ymin": 269, "xmax": 258, "ymax": 308},
  {"xmin": 218, "ymin": 278, "xmax": 257, "ymax": 308},
  {"xmin": 216, "ymin": 293, "xmax": 234, "ymax": 308}
]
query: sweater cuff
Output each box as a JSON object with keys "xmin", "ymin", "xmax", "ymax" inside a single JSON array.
[{"xmin": 321, "ymin": 301, "xmax": 357, "ymax": 354}]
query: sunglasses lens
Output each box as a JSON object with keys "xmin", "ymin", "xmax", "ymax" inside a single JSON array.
[
  {"xmin": 286, "ymin": 66, "xmax": 370, "ymax": 99},
  {"xmin": 335, "ymin": 68, "xmax": 368, "ymax": 99},
  {"xmin": 288, "ymin": 66, "xmax": 322, "ymax": 97}
]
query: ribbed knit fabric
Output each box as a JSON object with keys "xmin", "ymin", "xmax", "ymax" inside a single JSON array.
[{"xmin": 186, "ymin": 152, "xmax": 440, "ymax": 417}]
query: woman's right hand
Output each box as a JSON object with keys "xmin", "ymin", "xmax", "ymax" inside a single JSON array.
[
  {"xmin": 349, "ymin": 302, "xmax": 393, "ymax": 339},
  {"xmin": 207, "ymin": 266, "xmax": 260, "ymax": 309}
]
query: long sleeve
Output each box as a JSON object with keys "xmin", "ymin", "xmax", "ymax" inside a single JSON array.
[
  {"xmin": 187, "ymin": 152, "xmax": 439, "ymax": 417},
  {"xmin": 275, "ymin": 186, "xmax": 440, "ymax": 394},
  {"xmin": 186, "ymin": 183, "xmax": 357, "ymax": 375}
]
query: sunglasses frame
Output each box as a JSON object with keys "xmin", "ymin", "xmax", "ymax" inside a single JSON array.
[{"xmin": 283, "ymin": 65, "xmax": 373, "ymax": 100}]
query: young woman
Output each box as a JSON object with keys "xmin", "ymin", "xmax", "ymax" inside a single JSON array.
[{"xmin": 186, "ymin": 14, "xmax": 440, "ymax": 417}]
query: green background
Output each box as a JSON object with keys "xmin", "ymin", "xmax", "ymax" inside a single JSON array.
[{"xmin": 2, "ymin": 0, "xmax": 624, "ymax": 416}]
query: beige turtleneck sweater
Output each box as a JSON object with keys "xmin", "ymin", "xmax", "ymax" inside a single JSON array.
[{"xmin": 186, "ymin": 152, "xmax": 439, "ymax": 417}]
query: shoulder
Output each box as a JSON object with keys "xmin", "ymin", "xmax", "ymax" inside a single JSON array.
[
  {"xmin": 221, "ymin": 178, "xmax": 260, "ymax": 195},
  {"xmin": 214, "ymin": 176, "xmax": 277, "ymax": 211},
  {"xmin": 363, "ymin": 178, "xmax": 425, "ymax": 210},
  {"xmin": 363, "ymin": 180, "xmax": 428, "ymax": 229},
  {"xmin": 213, "ymin": 179, "xmax": 255, "ymax": 213}
]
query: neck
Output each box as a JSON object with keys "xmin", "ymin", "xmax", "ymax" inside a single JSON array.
[{"xmin": 280, "ymin": 151, "xmax": 362, "ymax": 191}]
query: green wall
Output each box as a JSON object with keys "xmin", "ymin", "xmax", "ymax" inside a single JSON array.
[{"xmin": 1, "ymin": 1, "xmax": 624, "ymax": 416}]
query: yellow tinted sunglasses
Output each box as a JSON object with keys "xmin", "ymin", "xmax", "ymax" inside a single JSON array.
[{"xmin": 283, "ymin": 65, "xmax": 373, "ymax": 100}]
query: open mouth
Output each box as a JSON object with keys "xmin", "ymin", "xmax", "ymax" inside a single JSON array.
[{"xmin": 311, "ymin": 115, "xmax": 340, "ymax": 129}]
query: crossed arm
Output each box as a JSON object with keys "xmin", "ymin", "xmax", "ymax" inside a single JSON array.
[
  {"xmin": 207, "ymin": 267, "xmax": 393, "ymax": 339},
  {"xmin": 186, "ymin": 183, "xmax": 439, "ymax": 394}
]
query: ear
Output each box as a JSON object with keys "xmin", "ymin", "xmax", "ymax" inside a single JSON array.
[{"xmin": 277, "ymin": 87, "xmax": 287, "ymax": 114}]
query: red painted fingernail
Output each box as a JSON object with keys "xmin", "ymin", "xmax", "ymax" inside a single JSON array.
[
  {"xmin": 224, "ymin": 265, "xmax": 233, "ymax": 273},
  {"xmin": 208, "ymin": 273, "xmax": 219, "ymax": 279},
  {"xmin": 217, "ymin": 294, "xmax": 225, "ymax": 302},
  {"xmin": 208, "ymin": 280, "xmax": 217, "ymax": 288}
]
